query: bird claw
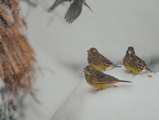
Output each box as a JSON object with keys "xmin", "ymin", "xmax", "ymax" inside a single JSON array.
[{"xmin": 97, "ymin": 88, "xmax": 103, "ymax": 91}]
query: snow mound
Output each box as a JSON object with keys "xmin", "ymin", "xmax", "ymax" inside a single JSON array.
[
  {"xmin": 51, "ymin": 66, "xmax": 159, "ymax": 120},
  {"xmin": 23, "ymin": 46, "xmax": 80, "ymax": 120}
]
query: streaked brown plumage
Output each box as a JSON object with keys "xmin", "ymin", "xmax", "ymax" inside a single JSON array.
[
  {"xmin": 84, "ymin": 65, "xmax": 132, "ymax": 90},
  {"xmin": 48, "ymin": 0, "xmax": 92, "ymax": 23},
  {"xmin": 123, "ymin": 46, "xmax": 155, "ymax": 73},
  {"xmin": 87, "ymin": 47, "xmax": 121, "ymax": 71}
]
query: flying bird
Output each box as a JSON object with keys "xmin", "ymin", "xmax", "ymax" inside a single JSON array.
[{"xmin": 48, "ymin": 0, "xmax": 92, "ymax": 23}]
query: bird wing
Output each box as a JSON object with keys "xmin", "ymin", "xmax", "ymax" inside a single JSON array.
[
  {"xmin": 133, "ymin": 54, "xmax": 146, "ymax": 66},
  {"xmin": 101, "ymin": 55, "xmax": 113, "ymax": 65},
  {"xmin": 96, "ymin": 54, "xmax": 113, "ymax": 66},
  {"xmin": 93, "ymin": 71, "xmax": 117, "ymax": 84},
  {"xmin": 64, "ymin": 0, "xmax": 83, "ymax": 23},
  {"xmin": 48, "ymin": 0, "xmax": 70, "ymax": 11}
]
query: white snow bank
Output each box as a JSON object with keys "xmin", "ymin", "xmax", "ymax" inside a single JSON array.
[
  {"xmin": 23, "ymin": 46, "xmax": 81, "ymax": 120},
  {"xmin": 51, "ymin": 66, "xmax": 159, "ymax": 120}
]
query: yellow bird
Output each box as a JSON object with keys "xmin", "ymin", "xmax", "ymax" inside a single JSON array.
[
  {"xmin": 48, "ymin": 0, "xmax": 92, "ymax": 23},
  {"xmin": 84, "ymin": 65, "xmax": 132, "ymax": 90},
  {"xmin": 87, "ymin": 47, "xmax": 121, "ymax": 71},
  {"xmin": 123, "ymin": 46, "xmax": 155, "ymax": 73}
]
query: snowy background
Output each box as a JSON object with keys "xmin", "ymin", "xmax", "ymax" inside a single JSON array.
[{"xmin": 12, "ymin": 0, "xmax": 159, "ymax": 119}]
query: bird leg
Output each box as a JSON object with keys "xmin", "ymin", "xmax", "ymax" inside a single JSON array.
[
  {"xmin": 99, "ymin": 87, "xmax": 103, "ymax": 91},
  {"xmin": 97, "ymin": 88, "xmax": 103, "ymax": 91}
]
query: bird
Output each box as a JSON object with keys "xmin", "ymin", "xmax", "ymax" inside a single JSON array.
[
  {"xmin": 123, "ymin": 46, "xmax": 155, "ymax": 73},
  {"xmin": 87, "ymin": 47, "xmax": 121, "ymax": 71},
  {"xmin": 48, "ymin": 0, "xmax": 71, "ymax": 12},
  {"xmin": 84, "ymin": 65, "xmax": 132, "ymax": 90},
  {"xmin": 48, "ymin": 0, "xmax": 92, "ymax": 23}
]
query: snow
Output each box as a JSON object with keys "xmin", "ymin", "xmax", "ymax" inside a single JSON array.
[
  {"xmin": 51, "ymin": 67, "xmax": 159, "ymax": 120},
  {"xmin": 16, "ymin": 0, "xmax": 159, "ymax": 119},
  {"xmin": 23, "ymin": 46, "xmax": 81, "ymax": 120}
]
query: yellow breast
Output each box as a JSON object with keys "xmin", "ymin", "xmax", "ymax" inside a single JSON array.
[
  {"xmin": 124, "ymin": 64, "xmax": 140, "ymax": 72},
  {"xmin": 89, "ymin": 64, "xmax": 107, "ymax": 71},
  {"xmin": 86, "ymin": 78, "xmax": 108, "ymax": 89},
  {"xmin": 123, "ymin": 57, "xmax": 143, "ymax": 72}
]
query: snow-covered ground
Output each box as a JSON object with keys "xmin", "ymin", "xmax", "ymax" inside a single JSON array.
[
  {"xmin": 23, "ymin": 47, "xmax": 81, "ymax": 120},
  {"xmin": 17, "ymin": 0, "xmax": 159, "ymax": 119},
  {"xmin": 51, "ymin": 67, "xmax": 159, "ymax": 120}
]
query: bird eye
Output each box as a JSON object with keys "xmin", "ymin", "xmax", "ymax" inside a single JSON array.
[{"xmin": 93, "ymin": 50, "xmax": 96, "ymax": 53}]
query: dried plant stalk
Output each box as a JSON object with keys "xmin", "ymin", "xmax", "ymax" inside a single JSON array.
[{"xmin": 0, "ymin": 0, "xmax": 39, "ymax": 104}]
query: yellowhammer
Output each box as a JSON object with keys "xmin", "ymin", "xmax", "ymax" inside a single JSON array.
[
  {"xmin": 87, "ymin": 47, "xmax": 121, "ymax": 71},
  {"xmin": 123, "ymin": 46, "xmax": 155, "ymax": 73},
  {"xmin": 48, "ymin": 0, "xmax": 92, "ymax": 23},
  {"xmin": 84, "ymin": 65, "xmax": 132, "ymax": 90}
]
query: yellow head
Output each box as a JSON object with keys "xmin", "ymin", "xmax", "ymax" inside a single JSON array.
[
  {"xmin": 87, "ymin": 47, "xmax": 99, "ymax": 57},
  {"xmin": 126, "ymin": 46, "xmax": 135, "ymax": 56},
  {"xmin": 84, "ymin": 65, "xmax": 96, "ymax": 76}
]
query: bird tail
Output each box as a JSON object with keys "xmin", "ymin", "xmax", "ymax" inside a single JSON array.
[
  {"xmin": 118, "ymin": 80, "xmax": 132, "ymax": 83},
  {"xmin": 48, "ymin": 0, "xmax": 70, "ymax": 12},
  {"xmin": 48, "ymin": 2, "xmax": 58, "ymax": 12},
  {"xmin": 113, "ymin": 64, "xmax": 122, "ymax": 68},
  {"xmin": 146, "ymin": 67, "xmax": 155, "ymax": 73},
  {"xmin": 84, "ymin": 1, "xmax": 93, "ymax": 12}
]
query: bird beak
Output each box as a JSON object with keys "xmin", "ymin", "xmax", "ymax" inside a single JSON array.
[
  {"xmin": 83, "ymin": 68, "xmax": 86, "ymax": 72},
  {"xmin": 84, "ymin": 2, "xmax": 93, "ymax": 12},
  {"xmin": 87, "ymin": 50, "xmax": 89, "ymax": 52}
]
